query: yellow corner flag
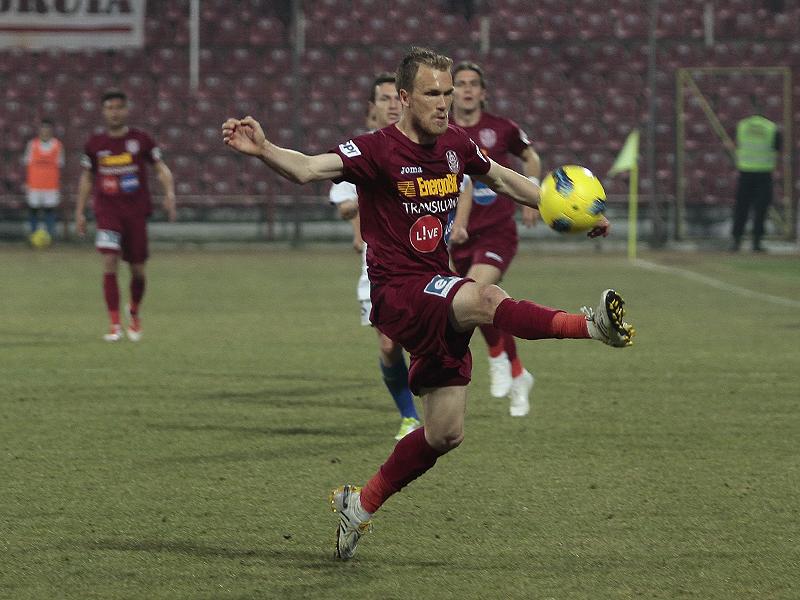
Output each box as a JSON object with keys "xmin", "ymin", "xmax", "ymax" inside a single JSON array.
[
  {"xmin": 607, "ymin": 129, "xmax": 640, "ymax": 261},
  {"xmin": 608, "ymin": 129, "xmax": 640, "ymax": 176}
]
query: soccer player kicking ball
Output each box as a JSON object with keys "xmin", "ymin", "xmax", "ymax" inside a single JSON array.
[
  {"xmin": 75, "ymin": 89, "xmax": 177, "ymax": 341},
  {"xmin": 222, "ymin": 47, "xmax": 635, "ymax": 560}
]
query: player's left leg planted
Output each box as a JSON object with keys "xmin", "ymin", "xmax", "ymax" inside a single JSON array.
[
  {"xmin": 480, "ymin": 324, "xmax": 512, "ymax": 398},
  {"xmin": 503, "ymin": 333, "xmax": 535, "ymax": 417},
  {"xmin": 127, "ymin": 263, "xmax": 146, "ymax": 341},
  {"xmin": 331, "ymin": 386, "xmax": 464, "ymax": 560},
  {"xmin": 102, "ymin": 263, "xmax": 122, "ymax": 342}
]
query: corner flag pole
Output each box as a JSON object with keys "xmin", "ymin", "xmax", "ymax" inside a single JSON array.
[
  {"xmin": 608, "ymin": 129, "xmax": 640, "ymax": 261},
  {"xmin": 628, "ymin": 164, "xmax": 638, "ymax": 261}
]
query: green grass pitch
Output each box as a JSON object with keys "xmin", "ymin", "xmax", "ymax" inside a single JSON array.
[{"xmin": 1, "ymin": 244, "xmax": 798, "ymax": 599}]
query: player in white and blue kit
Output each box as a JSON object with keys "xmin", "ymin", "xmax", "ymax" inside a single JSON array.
[{"xmin": 329, "ymin": 73, "xmax": 421, "ymax": 440}]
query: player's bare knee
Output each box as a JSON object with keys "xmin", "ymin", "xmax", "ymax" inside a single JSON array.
[
  {"xmin": 426, "ymin": 429, "xmax": 464, "ymax": 453},
  {"xmin": 479, "ymin": 284, "xmax": 508, "ymax": 322},
  {"xmin": 379, "ymin": 336, "xmax": 400, "ymax": 364}
]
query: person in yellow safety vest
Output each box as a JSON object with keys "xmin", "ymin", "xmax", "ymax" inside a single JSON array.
[
  {"xmin": 727, "ymin": 108, "xmax": 781, "ymax": 253},
  {"xmin": 23, "ymin": 118, "xmax": 65, "ymax": 241}
]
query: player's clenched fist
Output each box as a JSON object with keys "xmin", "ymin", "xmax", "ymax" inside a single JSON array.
[{"xmin": 222, "ymin": 116, "xmax": 267, "ymax": 157}]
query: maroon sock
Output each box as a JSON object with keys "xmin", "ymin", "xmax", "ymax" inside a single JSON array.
[
  {"xmin": 360, "ymin": 427, "xmax": 444, "ymax": 513},
  {"xmin": 130, "ymin": 276, "xmax": 146, "ymax": 313},
  {"xmin": 493, "ymin": 298, "xmax": 588, "ymax": 339},
  {"xmin": 503, "ymin": 332, "xmax": 518, "ymax": 362},
  {"xmin": 478, "ymin": 324, "xmax": 503, "ymax": 355},
  {"xmin": 103, "ymin": 273, "xmax": 120, "ymax": 323}
]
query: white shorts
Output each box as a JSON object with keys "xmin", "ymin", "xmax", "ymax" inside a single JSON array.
[
  {"xmin": 27, "ymin": 189, "xmax": 60, "ymax": 208},
  {"xmin": 358, "ymin": 244, "xmax": 372, "ymax": 326}
]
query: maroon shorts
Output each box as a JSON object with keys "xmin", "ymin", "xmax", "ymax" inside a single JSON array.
[
  {"xmin": 450, "ymin": 219, "xmax": 519, "ymax": 278},
  {"xmin": 371, "ymin": 273, "xmax": 474, "ymax": 395},
  {"xmin": 95, "ymin": 211, "xmax": 149, "ymax": 264}
]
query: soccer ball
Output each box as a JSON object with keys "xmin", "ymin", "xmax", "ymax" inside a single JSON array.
[
  {"xmin": 538, "ymin": 165, "xmax": 607, "ymax": 233},
  {"xmin": 29, "ymin": 228, "xmax": 52, "ymax": 249}
]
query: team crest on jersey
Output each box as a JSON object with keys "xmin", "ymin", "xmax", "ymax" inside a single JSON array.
[
  {"xmin": 126, "ymin": 139, "xmax": 140, "ymax": 154},
  {"xmin": 479, "ymin": 128, "xmax": 497, "ymax": 148},
  {"xmin": 446, "ymin": 150, "xmax": 459, "ymax": 174}
]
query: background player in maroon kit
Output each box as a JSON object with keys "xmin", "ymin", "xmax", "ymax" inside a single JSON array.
[
  {"xmin": 222, "ymin": 47, "xmax": 634, "ymax": 560},
  {"xmin": 450, "ymin": 62, "xmax": 542, "ymax": 417},
  {"xmin": 75, "ymin": 89, "xmax": 177, "ymax": 341}
]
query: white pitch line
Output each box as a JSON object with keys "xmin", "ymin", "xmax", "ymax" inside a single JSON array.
[{"xmin": 634, "ymin": 258, "xmax": 800, "ymax": 309}]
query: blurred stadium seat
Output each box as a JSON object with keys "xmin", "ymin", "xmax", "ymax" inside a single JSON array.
[{"xmin": 0, "ymin": 0, "xmax": 797, "ymax": 221}]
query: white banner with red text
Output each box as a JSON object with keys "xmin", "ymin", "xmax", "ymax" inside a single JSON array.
[{"xmin": 0, "ymin": 0, "xmax": 146, "ymax": 49}]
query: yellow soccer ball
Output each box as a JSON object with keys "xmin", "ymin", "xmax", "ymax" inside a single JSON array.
[
  {"xmin": 30, "ymin": 228, "xmax": 52, "ymax": 249},
  {"xmin": 538, "ymin": 165, "xmax": 607, "ymax": 233}
]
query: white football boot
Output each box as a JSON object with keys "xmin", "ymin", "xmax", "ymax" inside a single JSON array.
[
  {"xmin": 508, "ymin": 369, "xmax": 534, "ymax": 417},
  {"xmin": 103, "ymin": 324, "xmax": 123, "ymax": 342},
  {"xmin": 125, "ymin": 304, "xmax": 143, "ymax": 342},
  {"xmin": 330, "ymin": 484, "xmax": 373, "ymax": 560},
  {"xmin": 488, "ymin": 351, "xmax": 513, "ymax": 397},
  {"xmin": 581, "ymin": 289, "xmax": 635, "ymax": 348}
]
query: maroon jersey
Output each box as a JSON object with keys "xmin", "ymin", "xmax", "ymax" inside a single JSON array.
[
  {"xmin": 459, "ymin": 112, "xmax": 530, "ymax": 233},
  {"xmin": 81, "ymin": 128, "xmax": 161, "ymax": 217},
  {"xmin": 331, "ymin": 124, "xmax": 491, "ymax": 287}
]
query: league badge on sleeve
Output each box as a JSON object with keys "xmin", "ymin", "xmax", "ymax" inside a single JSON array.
[{"xmin": 339, "ymin": 140, "xmax": 361, "ymax": 158}]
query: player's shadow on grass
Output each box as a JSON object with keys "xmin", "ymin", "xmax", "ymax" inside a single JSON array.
[
  {"xmin": 199, "ymin": 387, "xmax": 400, "ymax": 413},
  {"xmin": 147, "ymin": 422, "xmax": 375, "ymax": 437},
  {"xmin": 0, "ymin": 329, "xmax": 78, "ymax": 347},
  {"xmin": 88, "ymin": 538, "xmax": 448, "ymax": 570}
]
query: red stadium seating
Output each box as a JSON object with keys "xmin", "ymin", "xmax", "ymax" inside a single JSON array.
[{"xmin": 1, "ymin": 0, "xmax": 798, "ymax": 210}]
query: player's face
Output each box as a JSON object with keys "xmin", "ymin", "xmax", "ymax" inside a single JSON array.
[
  {"xmin": 403, "ymin": 65, "xmax": 453, "ymax": 137},
  {"xmin": 370, "ymin": 82, "xmax": 401, "ymax": 128},
  {"xmin": 453, "ymin": 69, "xmax": 485, "ymax": 112},
  {"xmin": 39, "ymin": 124, "xmax": 53, "ymax": 141},
  {"xmin": 102, "ymin": 98, "xmax": 129, "ymax": 129}
]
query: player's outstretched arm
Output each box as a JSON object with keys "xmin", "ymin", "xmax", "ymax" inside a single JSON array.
[
  {"xmin": 222, "ymin": 116, "xmax": 344, "ymax": 184},
  {"xmin": 475, "ymin": 159, "xmax": 540, "ymax": 209},
  {"xmin": 154, "ymin": 161, "xmax": 177, "ymax": 222},
  {"xmin": 75, "ymin": 170, "xmax": 93, "ymax": 237}
]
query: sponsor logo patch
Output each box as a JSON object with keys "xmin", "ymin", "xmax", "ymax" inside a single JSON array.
[
  {"xmin": 339, "ymin": 140, "xmax": 361, "ymax": 158},
  {"xmin": 396, "ymin": 181, "xmax": 417, "ymax": 197},
  {"xmin": 409, "ymin": 214, "xmax": 442, "ymax": 253},
  {"xmin": 401, "ymin": 166, "xmax": 423, "ymax": 174},
  {"xmin": 101, "ymin": 175, "xmax": 119, "ymax": 194},
  {"xmin": 99, "ymin": 152, "xmax": 133, "ymax": 167},
  {"xmin": 423, "ymin": 275, "xmax": 463, "ymax": 298},
  {"xmin": 120, "ymin": 173, "xmax": 140, "ymax": 193},
  {"xmin": 472, "ymin": 180, "xmax": 497, "ymax": 206},
  {"xmin": 417, "ymin": 173, "xmax": 458, "ymax": 197}
]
